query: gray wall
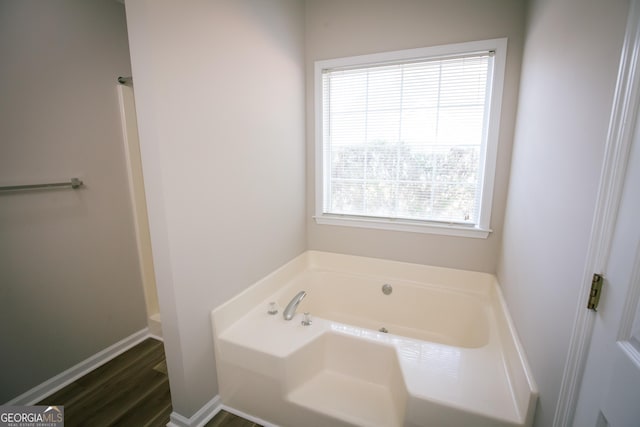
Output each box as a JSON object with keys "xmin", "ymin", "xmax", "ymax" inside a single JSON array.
[
  {"xmin": 305, "ymin": 0, "xmax": 526, "ymax": 273},
  {"xmin": 497, "ymin": 0, "xmax": 630, "ymax": 426},
  {"xmin": 125, "ymin": 0, "xmax": 307, "ymax": 417},
  {"xmin": 0, "ymin": 0, "xmax": 147, "ymax": 403}
]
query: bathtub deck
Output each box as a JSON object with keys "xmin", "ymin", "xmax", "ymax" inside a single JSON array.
[{"xmin": 396, "ymin": 336, "xmax": 522, "ymax": 424}]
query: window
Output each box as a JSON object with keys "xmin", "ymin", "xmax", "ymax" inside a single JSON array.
[{"xmin": 314, "ymin": 39, "xmax": 507, "ymax": 238}]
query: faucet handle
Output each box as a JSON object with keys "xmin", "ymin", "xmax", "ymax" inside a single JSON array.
[
  {"xmin": 267, "ymin": 301, "xmax": 279, "ymax": 315},
  {"xmin": 301, "ymin": 312, "xmax": 312, "ymax": 326}
]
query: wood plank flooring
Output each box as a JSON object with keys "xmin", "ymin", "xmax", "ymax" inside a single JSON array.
[
  {"xmin": 37, "ymin": 338, "xmax": 260, "ymax": 427},
  {"xmin": 205, "ymin": 410, "xmax": 260, "ymax": 427}
]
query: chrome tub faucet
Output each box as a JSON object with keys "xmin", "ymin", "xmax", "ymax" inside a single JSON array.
[{"xmin": 283, "ymin": 290, "xmax": 306, "ymax": 320}]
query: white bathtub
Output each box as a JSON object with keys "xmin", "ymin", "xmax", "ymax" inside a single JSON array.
[{"xmin": 211, "ymin": 251, "xmax": 537, "ymax": 427}]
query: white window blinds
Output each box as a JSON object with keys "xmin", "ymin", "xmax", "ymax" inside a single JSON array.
[{"xmin": 321, "ymin": 51, "xmax": 494, "ymax": 226}]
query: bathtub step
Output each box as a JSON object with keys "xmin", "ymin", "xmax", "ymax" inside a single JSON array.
[{"xmin": 287, "ymin": 370, "xmax": 401, "ymax": 427}]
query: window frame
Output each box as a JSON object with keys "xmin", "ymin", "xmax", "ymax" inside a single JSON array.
[{"xmin": 314, "ymin": 38, "xmax": 507, "ymax": 239}]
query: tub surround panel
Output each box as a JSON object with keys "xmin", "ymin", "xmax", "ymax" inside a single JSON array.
[
  {"xmin": 212, "ymin": 251, "xmax": 537, "ymax": 426},
  {"xmin": 306, "ymin": 251, "xmax": 496, "ymax": 292},
  {"xmin": 211, "ymin": 254, "xmax": 310, "ymax": 338},
  {"xmin": 490, "ymin": 284, "xmax": 538, "ymax": 427}
]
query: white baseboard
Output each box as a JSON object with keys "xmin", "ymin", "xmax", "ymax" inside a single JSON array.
[
  {"xmin": 221, "ymin": 405, "xmax": 280, "ymax": 427},
  {"xmin": 167, "ymin": 395, "xmax": 222, "ymax": 427},
  {"xmin": 148, "ymin": 313, "xmax": 163, "ymax": 338},
  {"xmin": 167, "ymin": 398, "xmax": 281, "ymax": 427},
  {"xmin": 5, "ymin": 328, "xmax": 155, "ymax": 406}
]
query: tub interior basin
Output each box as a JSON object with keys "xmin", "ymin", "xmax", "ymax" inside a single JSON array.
[{"xmin": 279, "ymin": 270, "xmax": 491, "ymax": 348}]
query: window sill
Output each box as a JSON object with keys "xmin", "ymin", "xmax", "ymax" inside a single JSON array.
[{"xmin": 314, "ymin": 215, "xmax": 491, "ymax": 239}]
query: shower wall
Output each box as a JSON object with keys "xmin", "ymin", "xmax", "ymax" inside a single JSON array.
[{"xmin": 0, "ymin": 0, "xmax": 147, "ymax": 403}]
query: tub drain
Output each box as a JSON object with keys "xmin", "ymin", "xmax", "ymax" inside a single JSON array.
[{"xmin": 379, "ymin": 327, "xmax": 388, "ymax": 333}]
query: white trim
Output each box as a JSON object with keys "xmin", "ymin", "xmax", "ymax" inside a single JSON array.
[
  {"xmin": 167, "ymin": 399, "xmax": 281, "ymax": 427},
  {"xmin": 167, "ymin": 395, "xmax": 222, "ymax": 427},
  {"xmin": 313, "ymin": 38, "xmax": 507, "ymax": 238},
  {"xmin": 553, "ymin": 1, "xmax": 640, "ymax": 425},
  {"xmin": 315, "ymin": 38, "xmax": 507, "ymax": 70},
  {"xmin": 147, "ymin": 331, "xmax": 164, "ymax": 342},
  {"xmin": 221, "ymin": 405, "xmax": 280, "ymax": 427},
  {"xmin": 314, "ymin": 214, "xmax": 491, "ymax": 238},
  {"xmin": 5, "ymin": 328, "xmax": 155, "ymax": 406},
  {"xmin": 478, "ymin": 38, "xmax": 507, "ymax": 232},
  {"xmin": 618, "ymin": 240, "xmax": 640, "ymax": 342},
  {"xmin": 118, "ymin": 84, "xmax": 161, "ymax": 322}
]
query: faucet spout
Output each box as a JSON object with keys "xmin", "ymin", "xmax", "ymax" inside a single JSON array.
[{"xmin": 283, "ymin": 291, "xmax": 306, "ymax": 320}]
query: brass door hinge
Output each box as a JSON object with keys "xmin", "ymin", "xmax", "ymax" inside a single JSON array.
[{"xmin": 587, "ymin": 273, "xmax": 604, "ymax": 311}]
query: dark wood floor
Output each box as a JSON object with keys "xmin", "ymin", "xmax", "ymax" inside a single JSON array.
[{"xmin": 37, "ymin": 338, "xmax": 259, "ymax": 427}]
